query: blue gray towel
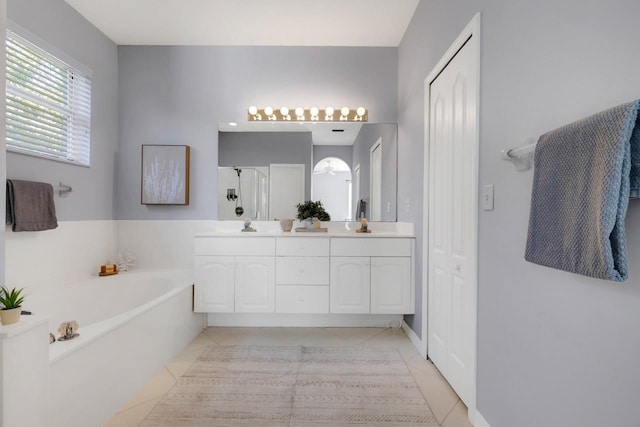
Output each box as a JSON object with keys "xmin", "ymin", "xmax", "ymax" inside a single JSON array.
[{"xmin": 525, "ymin": 100, "xmax": 640, "ymax": 282}]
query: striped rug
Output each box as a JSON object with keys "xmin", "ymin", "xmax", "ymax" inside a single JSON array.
[{"xmin": 142, "ymin": 345, "xmax": 437, "ymax": 426}]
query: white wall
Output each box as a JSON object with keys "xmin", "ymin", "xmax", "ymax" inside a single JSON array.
[
  {"xmin": 5, "ymin": 221, "xmax": 118, "ymax": 295},
  {"xmin": 399, "ymin": 0, "xmax": 640, "ymax": 426}
]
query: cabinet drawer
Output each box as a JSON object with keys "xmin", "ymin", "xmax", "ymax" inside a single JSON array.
[
  {"xmin": 195, "ymin": 237, "xmax": 275, "ymax": 256},
  {"xmin": 276, "ymin": 237, "xmax": 329, "ymax": 256},
  {"xmin": 276, "ymin": 285, "xmax": 329, "ymax": 313},
  {"xmin": 276, "ymin": 257, "xmax": 329, "ymax": 285},
  {"xmin": 330, "ymin": 238, "xmax": 412, "ymax": 257}
]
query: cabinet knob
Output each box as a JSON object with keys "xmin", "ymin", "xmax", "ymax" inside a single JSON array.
[{"xmin": 454, "ymin": 264, "xmax": 461, "ymax": 272}]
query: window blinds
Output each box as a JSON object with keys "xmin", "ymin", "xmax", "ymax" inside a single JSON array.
[{"xmin": 6, "ymin": 30, "xmax": 92, "ymax": 166}]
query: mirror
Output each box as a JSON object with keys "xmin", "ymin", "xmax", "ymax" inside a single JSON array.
[{"xmin": 218, "ymin": 122, "xmax": 397, "ymax": 221}]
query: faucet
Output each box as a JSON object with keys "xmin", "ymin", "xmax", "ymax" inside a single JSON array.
[{"xmin": 241, "ymin": 218, "xmax": 256, "ymax": 232}]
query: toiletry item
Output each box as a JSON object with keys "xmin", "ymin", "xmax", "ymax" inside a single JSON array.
[
  {"xmin": 99, "ymin": 264, "xmax": 118, "ymax": 276},
  {"xmin": 280, "ymin": 219, "xmax": 293, "ymax": 232}
]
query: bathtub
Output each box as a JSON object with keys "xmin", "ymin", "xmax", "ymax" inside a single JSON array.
[{"xmin": 25, "ymin": 269, "xmax": 204, "ymax": 427}]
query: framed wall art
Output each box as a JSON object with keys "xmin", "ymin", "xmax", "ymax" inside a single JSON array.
[{"xmin": 141, "ymin": 145, "xmax": 190, "ymax": 205}]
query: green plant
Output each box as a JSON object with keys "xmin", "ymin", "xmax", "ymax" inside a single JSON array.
[
  {"xmin": 0, "ymin": 286, "xmax": 25, "ymax": 310},
  {"xmin": 296, "ymin": 200, "xmax": 331, "ymax": 221}
]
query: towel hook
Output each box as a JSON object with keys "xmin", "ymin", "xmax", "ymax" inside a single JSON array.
[{"xmin": 58, "ymin": 182, "xmax": 72, "ymax": 197}]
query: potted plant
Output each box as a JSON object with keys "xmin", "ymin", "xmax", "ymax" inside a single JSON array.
[
  {"xmin": 0, "ymin": 286, "xmax": 25, "ymax": 325},
  {"xmin": 296, "ymin": 200, "xmax": 331, "ymax": 227}
]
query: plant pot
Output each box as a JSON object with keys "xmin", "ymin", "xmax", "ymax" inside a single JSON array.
[
  {"xmin": 0, "ymin": 307, "xmax": 21, "ymax": 325},
  {"xmin": 302, "ymin": 218, "xmax": 314, "ymax": 228}
]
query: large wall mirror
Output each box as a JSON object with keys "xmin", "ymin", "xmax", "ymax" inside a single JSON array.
[{"xmin": 217, "ymin": 122, "xmax": 397, "ymax": 221}]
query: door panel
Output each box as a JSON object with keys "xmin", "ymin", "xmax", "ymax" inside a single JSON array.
[
  {"xmin": 269, "ymin": 164, "xmax": 305, "ymax": 220},
  {"xmin": 194, "ymin": 256, "xmax": 235, "ymax": 312},
  {"xmin": 427, "ymin": 36, "xmax": 477, "ymax": 407},
  {"xmin": 235, "ymin": 257, "xmax": 275, "ymax": 313},
  {"xmin": 330, "ymin": 257, "xmax": 370, "ymax": 313}
]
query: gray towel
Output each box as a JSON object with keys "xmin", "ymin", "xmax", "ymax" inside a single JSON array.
[
  {"xmin": 6, "ymin": 180, "xmax": 58, "ymax": 232},
  {"xmin": 525, "ymin": 100, "xmax": 640, "ymax": 282}
]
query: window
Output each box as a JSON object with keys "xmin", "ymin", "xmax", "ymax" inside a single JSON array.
[{"xmin": 6, "ymin": 30, "xmax": 91, "ymax": 166}]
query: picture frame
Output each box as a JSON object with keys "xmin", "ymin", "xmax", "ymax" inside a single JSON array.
[{"xmin": 141, "ymin": 145, "xmax": 190, "ymax": 205}]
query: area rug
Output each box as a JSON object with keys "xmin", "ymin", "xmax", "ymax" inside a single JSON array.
[{"xmin": 141, "ymin": 345, "xmax": 437, "ymax": 426}]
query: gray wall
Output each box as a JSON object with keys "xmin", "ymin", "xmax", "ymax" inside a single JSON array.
[
  {"xmin": 351, "ymin": 123, "xmax": 397, "ymax": 221},
  {"xmin": 219, "ymin": 131, "xmax": 312, "ymax": 200},
  {"xmin": 399, "ymin": 0, "xmax": 640, "ymax": 426},
  {"xmin": 116, "ymin": 46, "xmax": 397, "ymax": 219},
  {"xmin": 6, "ymin": 0, "xmax": 118, "ymax": 220}
]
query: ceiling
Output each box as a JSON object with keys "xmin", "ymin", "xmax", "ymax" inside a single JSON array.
[{"xmin": 64, "ymin": 0, "xmax": 419, "ymax": 46}]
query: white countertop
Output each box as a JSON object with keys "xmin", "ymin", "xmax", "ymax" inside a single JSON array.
[{"xmin": 194, "ymin": 221, "xmax": 415, "ymax": 238}]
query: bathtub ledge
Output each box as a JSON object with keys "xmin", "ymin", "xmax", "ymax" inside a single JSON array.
[{"xmin": 0, "ymin": 315, "xmax": 49, "ymax": 339}]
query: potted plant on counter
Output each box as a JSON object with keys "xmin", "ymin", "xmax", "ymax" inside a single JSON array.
[
  {"xmin": 296, "ymin": 200, "xmax": 331, "ymax": 228},
  {"xmin": 0, "ymin": 286, "xmax": 25, "ymax": 325}
]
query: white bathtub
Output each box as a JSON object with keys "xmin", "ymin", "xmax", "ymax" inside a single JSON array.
[{"xmin": 25, "ymin": 269, "xmax": 204, "ymax": 427}]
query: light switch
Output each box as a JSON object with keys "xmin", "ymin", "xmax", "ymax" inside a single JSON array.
[{"xmin": 482, "ymin": 184, "xmax": 494, "ymax": 211}]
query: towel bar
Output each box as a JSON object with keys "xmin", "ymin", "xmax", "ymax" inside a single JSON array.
[
  {"xmin": 58, "ymin": 182, "xmax": 72, "ymax": 197},
  {"xmin": 502, "ymin": 140, "xmax": 537, "ymax": 171}
]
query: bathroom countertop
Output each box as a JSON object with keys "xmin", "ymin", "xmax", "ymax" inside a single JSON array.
[
  {"xmin": 194, "ymin": 221, "xmax": 415, "ymax": 238},
  {"xmin": 194, "ymin": 230, "xmax": 415, "ymax": 238}
]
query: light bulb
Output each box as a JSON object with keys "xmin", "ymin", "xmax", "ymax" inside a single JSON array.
[
  {"xmin": 310, "ymin": 107, "xmax": 319, "ymax": 116},
  {"xmin": 264, "ymin": 106, "xmax": 274, "ymax": 116},
  {"xmin": 325, "ymin": 107, "xmax": 334, "ymax": 116},
  {"xmin": 341, "ymin": 107, "xmax": 349, "ymax": 116},
  {"xmin": 356, "ymin": 107, "xmax": 366, "ymax": 117},
  {"xmin": 248, "ymin": 106, "xmax": 258, "ymax": 115},
  {"xmin": 295, "ymin": 107, "xmax": 304, "ymax": 116},
  {"xmin": 280, "ymin": 107, "xmax": 289, "ymax": 116}
]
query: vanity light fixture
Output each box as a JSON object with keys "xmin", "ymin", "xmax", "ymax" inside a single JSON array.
[{"xmin": 247, "ymin": 106, "xmax": 368, "ymax": 122}]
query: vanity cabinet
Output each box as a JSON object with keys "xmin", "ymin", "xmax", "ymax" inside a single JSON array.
[
  {"xmin": 194, "ymin": 237, "xmax": 275, "ymax": 313},
  {"xmin": 330, "ymin": 238, "xmax": 413, "ymax": 314},
  {"xmin": 275, "ymin": 237, "xmax": 330, "ymax": 313},
  {"xmin": 194, "ymin": 234, "xmax": 414, "ymax": 315}
]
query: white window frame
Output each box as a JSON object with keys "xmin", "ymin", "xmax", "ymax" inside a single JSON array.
[{"xmin": 5, "ymin": 23, "xmax": 92, "ymax": 167}]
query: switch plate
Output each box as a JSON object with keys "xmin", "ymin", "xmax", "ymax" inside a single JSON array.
[{"xmin": 482, "ymin": 184, "xmax": 494, "ymax": 211}]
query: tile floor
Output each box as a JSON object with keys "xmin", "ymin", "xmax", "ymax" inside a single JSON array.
[{"xmin": 105, "ymin": 327, "xmax": 472, "ymax": 427}]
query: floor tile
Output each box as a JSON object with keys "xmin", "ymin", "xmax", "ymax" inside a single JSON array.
[
  {"xmin": 442, "ymin": 399, "xmax": 473, "ymax": 427},
  {"xmin": 105, "ymin": 327, "xmax": 461, "ymax": 426},
  {"xmin": 165, "ymin": 344, "xmax": 209, "ymax": 379},
  {"xmin": 103, "ymin": 396, "xmax": 162, "ymax": 427},
  {"xmin": 407, "ymin": 358, "xmax": 460, "ymax": 424},
  {"xmin": 118, "ymin": 367, "xmax": 175, "ymax": 412},
  {"xmin": 360, "ymin": 327, "xmax": 419, "ymax": 361}
]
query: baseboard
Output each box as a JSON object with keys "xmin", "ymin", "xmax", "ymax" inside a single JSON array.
[
  {"xmin": 206, "ymin": 313, "xmax": 403, "ymax": 327},
  {"xmin": 401, "ymin": 320, "xmax": 426, "ymax": 358},
  {"xmin": 473, "ymin": 410, "xmax": 491, "ymax": 427}
]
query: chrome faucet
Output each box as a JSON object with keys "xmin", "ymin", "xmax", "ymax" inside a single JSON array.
[{"xmin": 242, "ymin": 218, "xmax": 256, "ymax": 232}]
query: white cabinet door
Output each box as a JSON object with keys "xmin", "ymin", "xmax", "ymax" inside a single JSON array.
[
  {"xmin": 370, "ymin": 257, "xmax": 411, "ymax": 314},
  {"xmin": 194, "ymin": 256, "xmax": 235, "ymax": 313},
  {"xmin": 235, "ymin": 257, "xmax": 275, "ymax": 313},
  {"xmin": 330, "ymin": 257, "xmax": 370, "ymax": 313}
]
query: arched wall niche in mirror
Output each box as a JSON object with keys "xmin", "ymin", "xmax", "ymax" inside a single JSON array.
[{"xmin": 217, "ymin": 122, "xmax": 397, "ymax": 221}]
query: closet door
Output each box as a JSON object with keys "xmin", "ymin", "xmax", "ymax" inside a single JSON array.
[
  {"xmin": 269, "ymin": 164, "xmax": 305, "ymax": 220},
  {"xmin": 427, "ymin": 35, "xmax": 478, "ymax": 407}
]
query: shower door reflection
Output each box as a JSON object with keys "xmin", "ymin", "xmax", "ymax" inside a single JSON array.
[{"xmin": 218, "ymin": 166, "xmax": 268, "ymax": 220}]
